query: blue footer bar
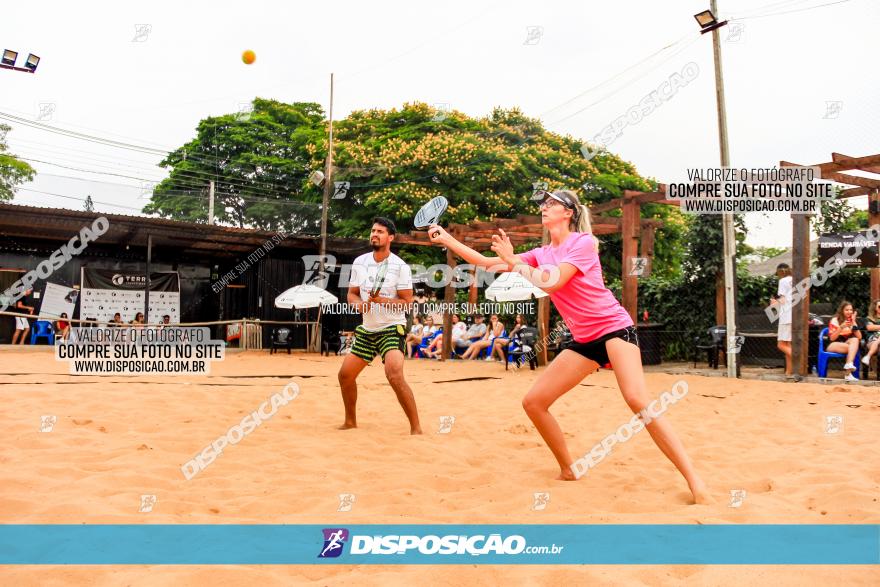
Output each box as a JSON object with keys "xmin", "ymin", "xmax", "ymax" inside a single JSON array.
[{"xmin": 0, "ymin": 525, "xmax": 877, "ymax": 564}]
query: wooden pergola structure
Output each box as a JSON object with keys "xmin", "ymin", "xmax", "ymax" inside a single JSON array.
[
  {"xmin": 395, "ymin": 187, "xmax": 679, "ymax": 363},
  {"xmin": 781, "ymin": 153, "xmax": 880, "ymax": 376}
]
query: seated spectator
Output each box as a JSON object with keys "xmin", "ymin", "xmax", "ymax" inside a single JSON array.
[
  {"xmin": 491, "ymin": 314, "xmax": 527, "ymax": 361},
  {"xmin": 411, "ymin": 316, "xmax": 440, "ymax": 357},
  {"xmin": 456, "ymin": 314, "xmax": 487, "ymax": 352},
  {"xmin": 862, "ymin": 299, "xmax": 880, "ymax": 367},
  {"xmin": 405, "ymin": 316, "xmax": 425, "ymax": 358},
  {"xmin": 826, "ymin": 300, "xmax": 861, "ymax": 381},
  {"xmin": 461, "ymin": 314, "xmax": 505, "ymax": 360},
  {"xmin": 55, "ymin": 313, "xmax": 71, "ymax": 341},
  {"xmin": 450, "ymin": 314, "xmax": 468, "ymax": 350},
  {"xmin": 425, "ymin": 294, "xmax": 443, "ymax": 325},
  {"xmin": 130, "ymin": 312, "xmax": 145, "ymax": 327},
  {"xmin": 425, "ymin": 315, "xmax": 466, "ymax": 358},
  {"xmin": 108, "ymin": 313, "xmax": 123, "ymax": 327}
]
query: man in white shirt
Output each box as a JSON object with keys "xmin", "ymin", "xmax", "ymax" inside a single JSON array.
[{"xmin": 337, "ymin": 217, "xmax": 422, "ymax": 434}]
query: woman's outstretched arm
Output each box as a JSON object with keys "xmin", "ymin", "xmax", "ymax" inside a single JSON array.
[{"xmin": 428, "ymin": 225, "xmax": 517, "ymax": 271}]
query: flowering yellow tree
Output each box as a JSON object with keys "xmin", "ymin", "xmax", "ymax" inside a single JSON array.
[{"xmin": 331, "ymin": 103, "xmax": 657, "ymax": 235}]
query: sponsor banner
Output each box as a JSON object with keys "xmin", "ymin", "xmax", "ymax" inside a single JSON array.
[
  {"xmin": 39, "ymin": 282, "xmax": 79, "ymax": 319},
  {"xmin": 817, "ymin": 231, "xmax": 880, "ymax": 268},
  {"xmin": 80, "ymin": 268, "xmax": 180, "ymax": 323},
  {"xmin": 0, "ymin": 525, "xmax": 875, "ymax": 564}
]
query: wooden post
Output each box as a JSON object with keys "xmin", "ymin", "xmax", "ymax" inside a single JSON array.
[
  {"xmin": 870, "ymin": 190, "xmax": 880, "ymax": 303},
  {"xmin": 716, "ymin": 272, "xmax": 725, "ymax": 326},
  {"xmin": 441, "ymin": 245, "xmax": 455, "ymax": 361},
  {"xmin": 791, "ymin": 213, "xmax": 810, "ymax": 376},
  {"xmin": 621, "ymin": 196, "xmax": 639, "ymax": 322},
  {"xmin": 144, "ymin": 233, "xmax": 152, "ymax": 323},
  {"xmin": 468, "ymin": 272, "xmax": 478, "ymax": 305},
  {"xmin": 639, "ymin": 225, "xmax": 655, "ymax": 278},
  {"xmin": 537, "ymin": 227, "xmax": 550, "ymax": 366}
]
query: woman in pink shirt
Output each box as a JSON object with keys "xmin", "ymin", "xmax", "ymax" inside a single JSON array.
[{"xmin": 429, "ymin": 189, "xmax": 710, "ymax": 504}]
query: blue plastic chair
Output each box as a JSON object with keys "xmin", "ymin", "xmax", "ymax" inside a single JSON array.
[
  {"xmin": 817, "ymin": 327, "xmax": 859, "ymax": 379},
  {"xmin": 30, "ymin": 320, "xmax": 55, "ymax": 345}
]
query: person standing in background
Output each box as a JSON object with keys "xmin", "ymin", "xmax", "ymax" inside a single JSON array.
[
  {"xmin": 771, "ymin": 263, "xmax": 793, "ymax": 376},
  {"xmin": 11, "ymin": 288, "xmax": 35, "ymax": 344}
]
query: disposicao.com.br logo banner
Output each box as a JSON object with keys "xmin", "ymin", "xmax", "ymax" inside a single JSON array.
[{"xmin": 0, "ymin": 525, "xmax": 876, "ymax": 565}]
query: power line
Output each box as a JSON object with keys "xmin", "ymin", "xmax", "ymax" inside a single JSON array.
[
  {"xmin": 544, "ymin": 34, "xmax": 702, "ymax": 127},
  {"xmin": 539, "ymin": 31, "xmax": 699, "ymax": 118},
  {"xmin": 15, "ymin": 187, "xmax": 147, "ymax": 212},
  {"xmin": 731, "ymin": 0, "xmax": 853, "ymax": 20}
]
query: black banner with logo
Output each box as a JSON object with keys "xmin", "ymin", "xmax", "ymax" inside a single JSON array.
[
  {"xmin": 80, "ymin": 268, "xmax": 180, "ymax": 323},
  {"xmin": 817, "ymin": 232, "xmax": 879, "ymax": 269}
]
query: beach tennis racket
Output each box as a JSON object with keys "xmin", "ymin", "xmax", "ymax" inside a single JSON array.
[
  {"xmin": 413, "ymin": 196, "xmax": 448, "ymax": 239},
  {"xmin": 370, "ymin": 258, "xmax": 390, "ymax": 297}
]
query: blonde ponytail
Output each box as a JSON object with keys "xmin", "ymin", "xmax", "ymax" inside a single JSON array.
[{"xmin": 575, "ymin": 204, "xmax": 592, "ymax": 234}]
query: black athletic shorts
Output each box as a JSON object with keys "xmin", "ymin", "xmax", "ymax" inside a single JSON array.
[{"xmin": 565, "ymin": 326, "xmax": 639, "ymax": 367}]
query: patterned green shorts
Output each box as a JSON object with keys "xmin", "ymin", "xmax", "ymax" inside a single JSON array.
[{"xmin": 350, "ymin": 324, "xmax": 407, "ymax": 363}]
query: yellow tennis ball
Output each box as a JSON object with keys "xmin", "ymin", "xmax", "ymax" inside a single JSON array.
[{"xmin": 242, "ymin": 50, "xmax": 256, "ymax": 65}]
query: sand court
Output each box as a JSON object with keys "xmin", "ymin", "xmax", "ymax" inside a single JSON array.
[{"xmin": 0, "ymin": 348, "xmax": 877, "ymax": 584}]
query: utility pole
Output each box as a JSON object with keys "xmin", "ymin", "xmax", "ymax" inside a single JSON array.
[
  {"xmin": 208, "ymin": 180, "xmax": 215, "ymax": 224},
  {"xmin": 319, "ymin": 73, "xmax": 335, "ymax": 270},
  {"xmin": 709, "ymin": 0, "xmax": 738, "ymax": 378},
  {"xmin": 144, "ymin": 234, "xmax": 152, "ymax": 324},
  {"xmin": 314, "ymin": 73, "xmax": 335, "ymax": 353}
]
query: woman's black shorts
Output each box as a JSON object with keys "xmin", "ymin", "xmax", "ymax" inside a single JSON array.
[{"xmin": 565, "ymin": 326, "xmax": 639, "ymax": 366}]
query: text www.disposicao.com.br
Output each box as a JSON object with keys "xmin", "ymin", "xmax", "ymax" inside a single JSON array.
[{"xmin": 73, "ymin": 360, "xmax": 207, "ymax": 374}]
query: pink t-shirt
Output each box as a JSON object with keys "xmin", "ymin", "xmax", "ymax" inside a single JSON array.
[{"xmin": 519, "ymin": 232, "xmax": 633, "ymax": 343}]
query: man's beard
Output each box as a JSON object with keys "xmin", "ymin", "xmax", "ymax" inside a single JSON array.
[{"xmin": 370, "ymin": 241, "xmax": 383, "ymax": 251}]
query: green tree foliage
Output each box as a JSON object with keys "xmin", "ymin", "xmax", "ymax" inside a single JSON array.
[
  {"xmin": 333, "ymin": 104, "xmax": 652, "ymax": 232},
  {"xmin": 0, "ymin": 124, "xmax": 36, "ymax": 201},
  {"xmin": 145, "ymin": 100, "xmax": 691, "ymax": 276},
  {"xmin": 812, "ymin": 196, "xmax": 867, "ymax": 234},
  {"xmin": 333, "ymin": 103, "xmax": 687, "ymax": 276},
  {"xmin": 143, "ymin": 99, "xmax": 326, "ymax": 232}
]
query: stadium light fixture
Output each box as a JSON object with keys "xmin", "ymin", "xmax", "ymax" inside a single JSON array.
[
  {"xmin": 1, "ymin": 49, "xmax": 17, "ymax": 67},
  {"xmin": 1, "ymin": 48, "xmax": 39, "ymax": 73},
  {"xmin": 694, "ymin": 9, "xmax": 728, "ymax": 34},
  {"xmin": 24, "ymin": 54, "xmax": 39, "ymax": 72}
]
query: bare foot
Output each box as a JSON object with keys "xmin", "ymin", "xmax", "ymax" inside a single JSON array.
[
  {"xmin": 410, "ymin": 428, "xmax": 423, "ymax": 435},
  {"xmin": 338, "ymin": 422, "xmax": 357, "ymax": 430},
  {"xmin": 556, "ymin": 468, "xmax": 577, "ymax": 481},
  {"xmin": 689, "ymin": 479, "xmax": 715, "ymax": 504}
]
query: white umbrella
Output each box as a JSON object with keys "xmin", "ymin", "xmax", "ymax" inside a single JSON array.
[
  {"xmin": 484, "ymin": 272, "xmax": 548, "ymax": 302},
  {"xmin": 274, "ymin": 284, "xmax": 338, "ymax": 309}
]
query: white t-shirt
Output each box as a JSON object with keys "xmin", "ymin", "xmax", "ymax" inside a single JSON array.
[
  {"xmin": 777, "ymin": 275, "xmax": 793, "ymax": 325},
  {"xmin": 451, "ymin": 321, "xmax": 467, "ymax": 344},
  {"xmin": 350, "ymin": 252, "xmax": 413, "ymax": 332}
]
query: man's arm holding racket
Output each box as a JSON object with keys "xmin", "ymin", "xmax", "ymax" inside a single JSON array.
[
  {"xmin": 346, "ymin": 285, "xmax": 412, "ymax": 313},
  {"xmin": 368, "ymin": 288, "xmax": 413, "ymax": 308}
]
